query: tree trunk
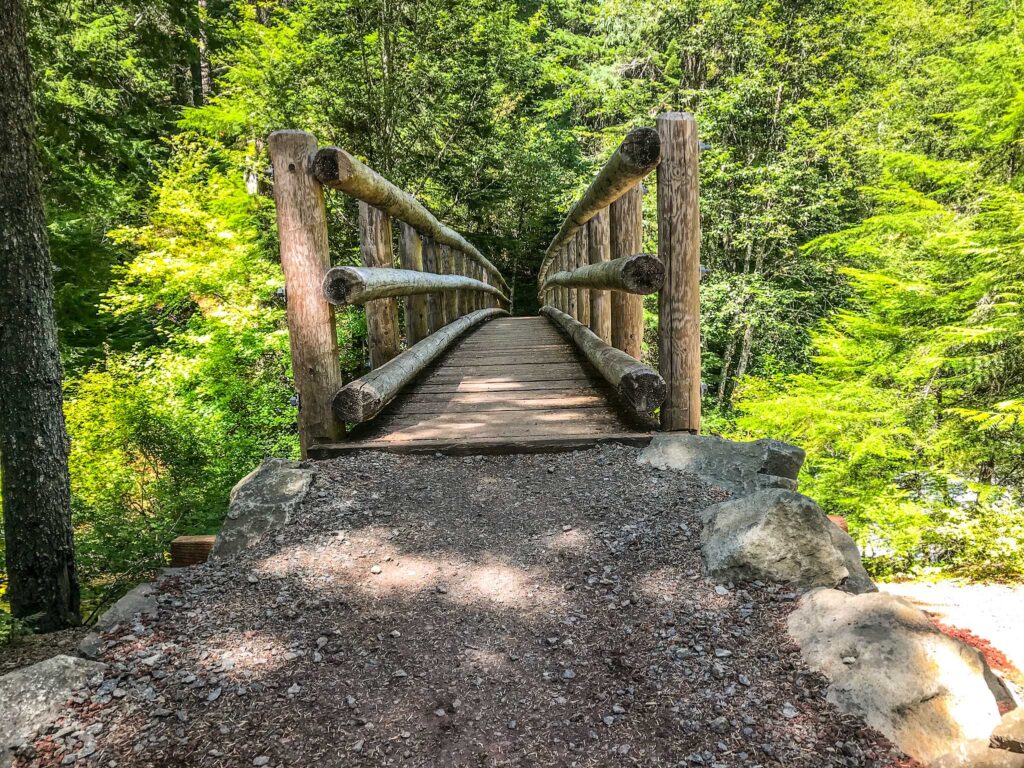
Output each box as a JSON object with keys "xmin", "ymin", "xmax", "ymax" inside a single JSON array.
[
  {"xmin": 0, "ymin": 0, "xmax": 81, "ymax": 630},
  {"xmin": 197, "ymin": 0, "xmax": 212, "ymax": 101}
]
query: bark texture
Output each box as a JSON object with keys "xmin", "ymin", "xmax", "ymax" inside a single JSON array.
[
  {"xmin": 0, "ymin": 0, "xmax": 81, "ymax": 629},
  {"xmin": 543, "ymin": 253, "xmax": 664, "ymax": 295},
  {"xmin": 358, "ymin": 202, "xmax": 402, "ymax": 369},
  {"xmin": 587, "ymin": 211, "xmax": 612, "ymax": 344},
  {"xmin": 656, "ymin": 112, "xmax": 702, "ymax": 432},
  {"xmin": 540, "ymin": 305, "xmax": 666, "ymax": 420},
  {"xmin": 333, "ymin": 309, "xmax": 507, "ymax": 423},
  {"xmin": 322, "ymin": 267, "xmax": 505, "ymax": 305},
  {"xmin": 538, "ymin": 127, "xmax": 661, "ymax": 288},
  {"xmin": 610, "ymin": 184, "xmax": 645, "ymax": 359},
  {"xmin": 398, "ymin": 223, "xmax": 429, "ymax": 345}
]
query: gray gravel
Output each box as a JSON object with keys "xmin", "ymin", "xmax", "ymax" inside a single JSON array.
[{"xmin": 14, "ymin": 445, "xmax": 913, "ymax": 767}]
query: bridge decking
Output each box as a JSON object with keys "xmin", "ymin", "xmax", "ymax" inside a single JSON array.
[{"xmin": 310, "ymin": 316, "xmax": 652, "ymax": 455}]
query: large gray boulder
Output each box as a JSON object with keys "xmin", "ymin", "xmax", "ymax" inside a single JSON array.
[
  {"xmin": 992, "ymin": 709, "xmax": 1024, "ymax": 754},
  {"xmin": 211, "ymin": 458, "xmax": 315, "ymax": 559},
  {"xmin": 638, "ymin": 433, "xmax": 804, "ymax": 496},
  {"xmin": 788, "ymin": 588, "xmax": 1006, "ymax": 765},
  {"xmin": 1, "ymin": 655, "xmax": 105, "ymax": 764},
  {"xmin": 700, "ymin": 489, "xmax": 876, "ymax": 593}
]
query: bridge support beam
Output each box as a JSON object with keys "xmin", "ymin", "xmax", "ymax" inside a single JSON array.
[{"xmin": 268, "ymin": 130, "xmax": 344, "ymax": 456}]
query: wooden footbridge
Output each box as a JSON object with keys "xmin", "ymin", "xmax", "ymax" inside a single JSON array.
[{"xmin": 269, "ymin": 113, "xmax": 701, "ymax": 456}]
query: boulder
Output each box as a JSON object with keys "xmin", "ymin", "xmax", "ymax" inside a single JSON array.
[
  {"xmin": 638, "ymin": 433, "xmax": 804, "ymax": 497},
  {"xmin": 992, "ymin": 708, "xmax": 1024, "ymax": 754},
  {"xmin": 934, "ymin": 741, "xmax": 1024, "ymax": 768},
  {"xmin": 0, "ymin": 655, "xmax": 106, "ymax": 762},
  {"xmin": 788, "ymin": 588, "xmax": 1006, "ymax": 765},
  {"xmin": 700, "ymin": 489, "xmax": 876, "ymax": 593},
  {"xmin": 211, "ymin": 458, "xmax": 315, "ymax": 559},
  {"xmin": 78, "ymin": 582, "xmax": 158, "ymax": 659}
]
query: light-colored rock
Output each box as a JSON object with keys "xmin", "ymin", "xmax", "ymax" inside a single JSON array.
[
  {"xmin": 992, "ymin": 708, "xmax": 1024, "ymax": 754},
  {"xmin": 934, "ymin": 739, "xmax": 1024, "ymax": 768},
  {"xmin": 0, "ymin": 655, "xmax": 106, "ymax": 759},
  {"xmin": 638, "ymin": 433, "xmax": 804, "ymax": 496},
  {"xmin": 211, "ymin": 458, "xmax": 315, "ymax": 559},
  {"xmin": 788, "ymin": 588, "xmax": 1005, "ymax": 765},
  {"xmin": 700, "ymin": 489, "xmax": 876, "ymax": 593},
  {"xmin": 78, "ymin": 582, "xmax": 159, "ymax": 659}
]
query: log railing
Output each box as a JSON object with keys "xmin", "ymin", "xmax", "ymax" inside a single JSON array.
[
  {"xmin": 537, "ymin": 112, "xmax": 701, "ymax": 432},
  {"xmin": 268, "ymin": 129, "xmax": 510, "ymax": 456}
]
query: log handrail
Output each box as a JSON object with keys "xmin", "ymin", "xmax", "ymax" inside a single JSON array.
[
  {"xmin": 536, "ymin": 127, "xmax": 661, "ymax": 293},
  {"xmin": 541, "ymin": 253, "xmax": 664, "ymax": 295},
  {"xmin": 333, "ymin": 307, "xmax": 508, "ymax": 424},
  {"xmin": 313, "ymin": 146, "xmax": 508, "ymax": 291},
  {"xmin": 322, "ymin": 266, "xmax": 508, "ymax": 306}
]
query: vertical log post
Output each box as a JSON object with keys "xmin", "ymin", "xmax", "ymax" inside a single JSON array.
[
  {"xmin": 575, "ymin": 227, "xmax": 590, "ymax": 327},
  {"xmin": 566, "ymin": 238, "xmax": 578, "ymax": 318},
  {"xmin": 423, "ymin": 237, "xmax": 444, "ymax": 334},
  {"xmin": 610, "ymin": 183, "xmax": 644, "ymax": 359},
  {"xmin": 268, "ymin": 130, "xmax": 344, "ymax": 456},
  {"xmin": 441, "ymin": 245, "xmax": 457, "ymax": 325},
  {"xmin": 454, "ymin": 250, "xmax": 468, "ymax": 317},
  {"xmin": 657, "ymin": 111, "xmax": 701, "ymax": 432},
  {"xmin": 358, "ymin": 201, "xmax": 401, "ymax": 369},
  {"xmin": 399, "ymin": 222, "xmax": 429, "ymax": 345},
  {"xmin": 588, "ymin": 209, "xmax": 612, "ymax": 344}
]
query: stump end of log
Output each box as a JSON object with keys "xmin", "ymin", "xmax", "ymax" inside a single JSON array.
[
  {"xmin": 332, "ymin": 384, "xmax": 377, "ymax": 424},
  {"xmin": 621, "ymin": 127, "xmax": 661, "ymax": 171},
  {"xmin": 312, "ymin": 147, "xmax": 353, "ymax": 185},
  {"xmin": 618, "ymin": 367, "xmax": 667, "ymax": 416},
  {"xmin": 621, "ymin": 253, "xmax": 665, "ymax": 294}
]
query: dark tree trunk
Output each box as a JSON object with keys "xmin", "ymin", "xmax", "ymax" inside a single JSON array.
[{"xmin": 0, "ymin": 0, "xmax": 81, "ymax": 630}]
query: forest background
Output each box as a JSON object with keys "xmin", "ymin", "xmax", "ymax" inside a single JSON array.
[{"xmin": 1, "ymin": 0, "xmax": 1022, "ymax": 631}]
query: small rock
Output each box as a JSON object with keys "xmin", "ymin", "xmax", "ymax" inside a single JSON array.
[
  {"xmin": 782, "ymin": 703, "xmax": 798, "ymax": 719},
  {"xmin": 370, "ymin": 565, "xmax": 382, "ymax": 575},
  {"xmin": 562, "ymin": 668, "xmax": 576, "ymax": 680},
  {"xmin": 253, "ymin": 757, "xmax": 270, "ymax": 767}
]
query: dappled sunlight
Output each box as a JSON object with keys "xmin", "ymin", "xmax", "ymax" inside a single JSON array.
[
  {"xmin": 253, "ymin": 528, "xmax": 563, "ymax": 614},
  {"xmin": 637, "ymin": 566, "xmax": 705, "ymax": 604},
  {"xmin": 197, "ymin": 629, "xmax": 294, "ymax": 679},
  {"xmin": 539, "ymin": 526, "xmax": 596, "ymax": 555}
]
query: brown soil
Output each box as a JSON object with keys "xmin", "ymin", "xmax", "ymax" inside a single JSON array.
[{"xmin": 15, "ymin": 445, "xmax": 909, "ymax": 767}]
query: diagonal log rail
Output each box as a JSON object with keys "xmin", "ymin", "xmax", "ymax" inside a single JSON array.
[
  {"xmin": 322, "ymin": 266, "xmax": 508, "ymax": 306},
  {"xmin": 333, "ymin": 308, "xmax": 508, "ymax": 424},
  {"xmin": 537, "ymin": 128, "xmax": 661, "ymax": 295},
  {"xmin": 541, "ymin": 253, "xmax": 664, "ymax": 295},
  {"xmin": 313, "ymin": 147, "xmax": 508, "ymax": 292},
  {"xmin": 540, "ymin": 305, "xmax": 665, "ymax": 421}
]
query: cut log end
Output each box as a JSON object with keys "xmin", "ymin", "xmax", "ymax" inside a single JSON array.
[
  {"xmin": 619, "ymin": 368, "xmax": 667, "ymax": 416},
  {"xmin": 312, "ymin": 147, "xmax": 353, "ymax": 185},
  {"xmin": 621, "ymin": 127, "xmax": 661, "ymax": 171},
  {"xmin": 332, "ymin": 385, "xmax": 378, "ymax": 424},
  {"xmin": 322, "ymin": 267, "xmax": 358, "ymax": 305},
  {"xmin": 621, "ymin": 254, "xmax": 665, "ymax": 294}
]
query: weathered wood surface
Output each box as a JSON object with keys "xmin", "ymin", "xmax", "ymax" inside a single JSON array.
[
  {"xmin": 316, "ymin": 316, "xmax": 651, "ymax": 454},
  {"xmin": 268, "ymin": 130, "xmax": 344, "ymax": 454},
  {"xmin": 566, "ymin": 238, "xmax": 578, "ymax": 318},
  {"xmin": 423, "ymin": 238, "xmax": 444, "ymax": 334},
  {"xmin": 359, "ymin": 202, "xmax": 402, "ymax": 369},
  {"xmin": 575, "ymin": 227, "xmax": 590, "ymax": 327},
  {"xmin": 398, "ymin": 222, "xmax": 429, "ymax": 345},
  {"xmin": 440, "ymin": 245, "xmax": 458, "ymax": 325},
  {"xmin": 542, "ymin": 253, "xmax": 664, "ymax": 295},
  {"xmin": 610, "ymin": 184, "xmax": 645, "ymax": 359},
  {"xmin": 313, "ymin": 146, "xmax": 507, "ymax": 289},
  {"xmin": 322, "ymin": 266, "xmax": 506, "ymax": 306},
  {"xmin": 538, "ymin": 128, "xmax": 661, "ymax": 288},
  {"xmin": 657, "ymin": 112, "xmax": 702, "ymax": 432},
  {"xmin": 333, "ymin": 308, "xmax": 506, "ymax": 424},
  {"xmin": 541, "ymin": 305, "xmax": 666, "ymax": 421},
  {"xmin": 587, "ymin": 210, "xmax": 612, "ymax": 344}
]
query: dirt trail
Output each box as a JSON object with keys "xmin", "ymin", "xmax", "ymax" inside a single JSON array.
[{"xmin": 17, "ymin": 446, "xmax": 907, "ymax": 767}]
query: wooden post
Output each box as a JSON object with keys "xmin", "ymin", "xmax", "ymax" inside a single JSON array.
[
  {"xmin": 566, "ymin": 238, "xmax": 578, "ymax": 318},
  {"xmin": 454, "ymin": 250, "xmax": 467, "ymax": 317},
  {"xmin": 657, "ymin": 112, "xmax": 701, "ymax": 432},
  {"xmin": 423, "ymin": 237, "xmax": 444, "ymax": 334},
  {"xmin": 610, "ymin": 183, "xmax": 644, "ymax": 359},
  {"xmin": 588, "ymin": 210, "xmax": 612, "ymax": 344},
  {"xmin": 441, "ymin": 244, "xmax": 457, "ymax": 325},
  {"xmin": 268, "ymin": 130, "xmax": 344, "ymax": 456},
  {"xmin": 358, "ymin": 202, "xmax": 401, "ymax": 369},
  {"xmin": 399, "ymin": 223, "xmax": 429, "ymax": 345},
  {"xmin": 575, "ymin": 227, "xmax": 590, "ymax": 327}
]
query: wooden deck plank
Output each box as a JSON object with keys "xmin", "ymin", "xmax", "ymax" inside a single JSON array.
[{"xmin": 330, "ymin": 316, "xmax": 651, "ymax": 455}]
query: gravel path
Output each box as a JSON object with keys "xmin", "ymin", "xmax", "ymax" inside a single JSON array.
[{"xmin": 18, "ymin": 446, "xmax": 910, "ymax": 767}]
